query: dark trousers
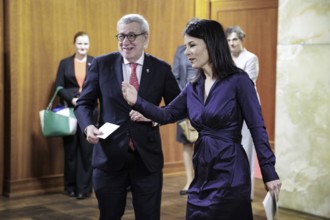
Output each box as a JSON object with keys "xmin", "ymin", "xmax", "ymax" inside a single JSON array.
[
  {"xmin": 93, "ymin": 150, "xmax": 163, "ymax": 220},
  {"xmin": 63, "ymin": 126, "xmax": 93, "ymax": 194}
]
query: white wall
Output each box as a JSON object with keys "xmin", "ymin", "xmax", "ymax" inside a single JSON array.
[{"xmin": 275, "ymin": 0, "xmax": 330, "ymax": 218}]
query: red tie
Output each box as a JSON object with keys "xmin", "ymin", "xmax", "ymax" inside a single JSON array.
[
  {"xmin": 129, "ymin": 63, "xmax": 139, "ymax": 91},
  {"xmin": 128, "ymin": 63, "xmax": 138, "ymax": 151},
  {"xmin": 128, "ymin": 138, "xmax": 135, "ymax": 151}
]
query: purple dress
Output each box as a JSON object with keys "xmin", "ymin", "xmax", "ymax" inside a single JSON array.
[{"xmin": 134, "ymin": 71, "xmax": 279, "ymax": 220}]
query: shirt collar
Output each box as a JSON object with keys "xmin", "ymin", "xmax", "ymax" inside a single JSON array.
[{"xmin": 123, "ymin": 53, "xmax": 144, "ymax": 66}]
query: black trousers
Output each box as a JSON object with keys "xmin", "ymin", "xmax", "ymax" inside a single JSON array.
[
  {"xmin": 93, "ymin": 150, "xmax": 163, "ymax": 220},
  {"xmin": 63, "ymin": 125, "xmax": 93, "ymax": 195}
]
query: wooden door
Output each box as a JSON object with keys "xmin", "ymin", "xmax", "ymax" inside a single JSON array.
[{"xmin": 210, "ymin": 0, "xmax": 278, "ymax": 147}]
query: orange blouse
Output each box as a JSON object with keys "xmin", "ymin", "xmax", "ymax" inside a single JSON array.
[{"xmin": 74, "ymin": 60, "xmax": 86, "ymax": 92}]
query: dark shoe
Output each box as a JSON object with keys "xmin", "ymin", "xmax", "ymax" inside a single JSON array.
[
  {"xmin": 76, "ymin": 193, "xmax": 90, "ymax": 200},
  {"xmin": 65, "ymin": 191, "xmax": 76, "ymax": 197},
  {"xmin": 179, "ymin": 190, "xmax": 188, "ymax": 196}
]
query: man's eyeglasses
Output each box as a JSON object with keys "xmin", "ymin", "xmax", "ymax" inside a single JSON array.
[{"xmin": 116, "ymin": 33, "xmax": 146, "ymax": 42}]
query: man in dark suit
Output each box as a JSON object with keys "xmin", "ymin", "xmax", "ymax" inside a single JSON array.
[{"xmin": 74, "ymin": 14, "xmax": 180, "ymax": 220}]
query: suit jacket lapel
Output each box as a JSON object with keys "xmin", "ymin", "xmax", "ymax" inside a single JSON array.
[
  {"xmin": 69, "ymin": 55, "xmax": 75, "ymax": 78},
  {"xmin": 86, "ymin": 55, "xmax": 93, "ymax": 71},
  {"xmin": 114, "ymin": 55, "xmax": 124, "ymax": 88},
  {"xmin": 139, "ymin": 54, "xmax": 153, "ymax": 97}
]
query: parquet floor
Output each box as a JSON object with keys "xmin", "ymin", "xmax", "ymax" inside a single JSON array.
[{"xmin": 0, "ymin": 174, "xmax": 327, "ymax": 220}]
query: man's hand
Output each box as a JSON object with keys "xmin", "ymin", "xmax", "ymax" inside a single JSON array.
[{"xmin": 85, "ymin": 125, "xmax": 103, "ymax": 144}]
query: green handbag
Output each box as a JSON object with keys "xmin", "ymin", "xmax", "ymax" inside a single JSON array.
[{"xmin": 39, "ymin": 86, "xmax": 77, "ymax": 137}]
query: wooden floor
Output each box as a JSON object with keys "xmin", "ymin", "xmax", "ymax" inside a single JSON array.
[{"xmin": 0, "ymin": 174, "xmax": 327, "ymax": 220}]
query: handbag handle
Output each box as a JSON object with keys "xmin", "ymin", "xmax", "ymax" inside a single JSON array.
[{"xmin": 46, "ymin": 86, "xmax": 63, "ymax": 110}]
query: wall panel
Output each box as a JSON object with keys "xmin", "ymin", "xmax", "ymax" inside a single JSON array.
[{"xmin": 3, "ymin": 0, "xmax": 195, "ymax": 197}]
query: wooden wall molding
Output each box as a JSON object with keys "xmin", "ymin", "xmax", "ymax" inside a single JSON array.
[
  {"xmin": 3, "ymin": 175, "xmax": 63, "ymax": 198},
  {"xmin": 163, "ymin": 161, "xmax": 185, "ymax": 175},
  {"xmin": 0, "ymin": 0, "xmax": 4, "ymax": 196}
]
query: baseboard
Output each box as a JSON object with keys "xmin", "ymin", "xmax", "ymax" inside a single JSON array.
[
  {"xmin": 3, "ymin": 162, "xmax": 185, "ymax": 198},
  {"xmin": 3, "ymin": 174, "xmax": 64, "ymax": 198},
  {"xmin": 163, "ymin": 161, "xmax": 185, "ymax": 175}
]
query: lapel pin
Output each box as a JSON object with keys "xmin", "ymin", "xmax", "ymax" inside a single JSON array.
[{"xmin": 146, "ymin": 69, "xmax": 149, "ymax": 73}]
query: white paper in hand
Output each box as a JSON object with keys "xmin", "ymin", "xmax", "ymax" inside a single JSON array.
[
  {"xmin": 263, "ymin": 191, "xmax": 278, "ymax": 220},
  {"xmin": 97, "ymin": 122, "xmax": 120, "ymax": 139}
]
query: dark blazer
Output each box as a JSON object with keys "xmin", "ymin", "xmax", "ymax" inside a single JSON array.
[
  {"xmin": 55, "ymin": 54, "xmax": 94, "ymax": 107},
  {"xmin": 74, "ymin": 52, "xmax": 180, "ymax": 173}
]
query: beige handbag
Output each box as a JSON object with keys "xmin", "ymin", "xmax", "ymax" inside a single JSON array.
[{"xmin": 179, "ymin": 119, "xmax": 198, "ymax": 143}]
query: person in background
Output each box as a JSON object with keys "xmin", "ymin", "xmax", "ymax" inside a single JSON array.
[
  {"xmin": 172, "ymin": 44, "xmax": 198, "ymax": 195},
  {"xmin": 122, "ymin": 19, "xmax": 281, "ymax": 220},
  {"xmin": 55, "ymin": 31, "xmax": 96, "ymax": 200},
  {"xmin": 225, "ymin": 25, "xmax": 259, "ymax": 199},
  {"xmin": 74, "ymin": 14, "xmax": 180, "ymax": 220}
]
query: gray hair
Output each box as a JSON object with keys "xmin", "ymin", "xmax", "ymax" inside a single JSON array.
[
  {"xmin": 225, "ymin": 25, "xmax": 246, "ymax": 40},
  {"xmin": 117, "ymin": 14, "xmax": 150, "ymax": 33}
]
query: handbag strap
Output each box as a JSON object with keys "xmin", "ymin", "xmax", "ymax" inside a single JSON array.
[{"xmin": 46, "ymin": 86, "xmax": 63, "ymax": 110}]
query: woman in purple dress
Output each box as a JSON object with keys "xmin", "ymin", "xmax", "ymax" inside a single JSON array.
[{"xmin": 122, "ymin": 19, "xmax": 281, "ymax": 220}]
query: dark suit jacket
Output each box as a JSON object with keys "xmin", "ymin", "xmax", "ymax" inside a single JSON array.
[
  {"xmin": 74, "ymin": 52, "xmax": 180, "ymax": 173},
  {"xmin": 55, "ymin": 54, "xmax": 94, "ymax": 107}
]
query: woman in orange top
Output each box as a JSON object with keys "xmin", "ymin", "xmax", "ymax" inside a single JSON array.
[{"xmin": 55, "ymin": 31, "xmax": 96, "ymax": 200}]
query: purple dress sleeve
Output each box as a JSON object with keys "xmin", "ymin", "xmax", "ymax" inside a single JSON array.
[{"xmin": 236, "ymin": 73, "xmax": 279, "ymax": 182}]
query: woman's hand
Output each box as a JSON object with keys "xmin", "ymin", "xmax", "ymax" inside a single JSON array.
[
  {"xmin": 265, "ymin": 179, "xmax": 282, "ymax": 202},
  {"xmin": 122, "ymin": 82, "xmax": 137, "ymax": 105},
  {"xmin": 129, "ymin": 110, "xmax": 151, "ymax": 122},
  {"xmin": 72, "ymin": 97, "xmax": 78, "ymax": 106}
]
